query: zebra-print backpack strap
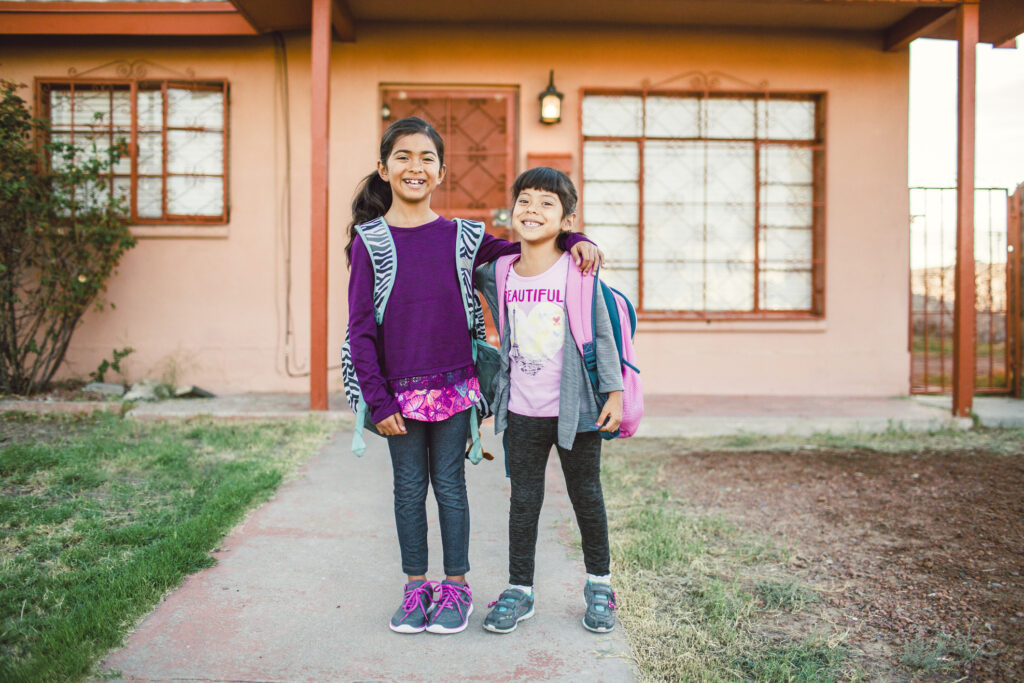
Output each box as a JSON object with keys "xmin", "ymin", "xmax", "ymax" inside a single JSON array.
[
  {"xmin": 471, "ymin": 295, "xmax": 487, "ymax": 341},
  {"xmin": 454, "ymin": 218, "xmax": 486, "ymax": 338},
  {"xmin": 353, "ymin": 217, "xmax": 397, "ymax": 325},
  {"xmin": 341, "ymin": 218, "xmax": 396, "ymax": 430},
  {"xmin": 340, "ymin": 330, "xmax": 361, "ymax": 413}
]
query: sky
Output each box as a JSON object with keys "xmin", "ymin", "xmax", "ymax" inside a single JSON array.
[
  {"xmin": 908, "ymin": 37, "xmax": 1023, "ymax": 268},
  {"xmin": 909, "ymin": 36, "xmax": 1024, "ymax": 191}
]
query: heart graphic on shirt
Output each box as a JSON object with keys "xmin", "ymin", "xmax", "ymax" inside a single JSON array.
[{"xmin": 509, "ymin": 301, "xmax": 564, "ymax": 376}]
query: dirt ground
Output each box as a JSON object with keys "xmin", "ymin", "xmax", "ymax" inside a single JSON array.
[{"xmin": 665, "ymin": 448, "xmax": 1024, "ymax": 681}]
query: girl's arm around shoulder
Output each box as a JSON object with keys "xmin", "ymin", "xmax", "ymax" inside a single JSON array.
[
  {"xmin": 473, "ymin": 232, "xmax": 518, "ymax": 267},
  {"xmin": 474, "ymin": 231, "xmax": 601, "ymax": 273},
  {"xmin": 561, "ymin": 233, "xmax": 603, "ymax": 275}
]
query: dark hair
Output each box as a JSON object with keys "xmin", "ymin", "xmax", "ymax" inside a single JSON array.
[
  {"xmin": 346, "ymin": 116, "xmax": 445, "ymax": 266},
  {"xmin": 511, "ymin": 166, "xmax": 578, "ymax": 218}
]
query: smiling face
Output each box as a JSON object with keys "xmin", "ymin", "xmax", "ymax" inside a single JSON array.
[
  {"xmin": 512, "ymin": 187, "xmax": 576, "ymax": 246},
  {"xmin": 378, "ymin": 132, "xmax": 446, "ymax": 207}
]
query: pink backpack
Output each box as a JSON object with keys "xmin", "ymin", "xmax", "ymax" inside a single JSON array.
[{"xmin": 495, "ymin": 255, "xmax": 643, "ymax": 438}]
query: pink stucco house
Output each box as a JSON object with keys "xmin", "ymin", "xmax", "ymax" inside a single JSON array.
[{"xmin": 2, "ymin": 0, "xmax": 1020, "ymax": 414}]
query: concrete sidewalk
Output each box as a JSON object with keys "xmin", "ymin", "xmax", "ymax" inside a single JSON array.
[
  {"xmin": 9, "ymin": 392, "xmax": 1022, "ymax": 433},
  {"xmin": 638, "ymin": 394, "xmax": 980, "ymax": 437},
  {"xmin": 6, "ymin": 392, "xmax": 1023, "ymax": 433},
  {"xmin": 100, "ymin": 427, "xmax": 634, "ymax": 682}
]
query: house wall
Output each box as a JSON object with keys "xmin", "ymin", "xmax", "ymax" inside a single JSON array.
[{"xmin": 0, "ymin": 23, "xmax": 910, "ymax": 396}]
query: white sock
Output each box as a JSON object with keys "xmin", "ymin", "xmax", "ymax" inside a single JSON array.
[
  {"xmin": 509, "ymin": 583, "xmax": 533, "ymax": 597},
  {"xmin": 587, "ymin": 573, "xmax": 612, "ymax": 585}
]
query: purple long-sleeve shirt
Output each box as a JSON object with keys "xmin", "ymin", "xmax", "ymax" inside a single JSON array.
[{"xmin": 348, "ymin": 216, "xmax": 590, "ymax": 423}]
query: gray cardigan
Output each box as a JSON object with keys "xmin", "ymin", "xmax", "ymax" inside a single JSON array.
[{"xmin": 475, "ymin": 260, "xmax": 624, "ymax": 450}]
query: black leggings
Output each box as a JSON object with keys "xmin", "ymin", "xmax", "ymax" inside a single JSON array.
[{"xmin": 506, "ymin": 412, "xmax": 610, "ymax": 586}]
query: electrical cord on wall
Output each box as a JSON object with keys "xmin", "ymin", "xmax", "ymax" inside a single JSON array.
[{"xmin": 273, "ymin": 31, "xmax": 342, "ymax": 378}]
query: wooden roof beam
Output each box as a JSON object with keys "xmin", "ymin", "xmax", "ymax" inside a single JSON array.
[
  {"xmin": 227, "ymin": 0, "xmax": 354, "ymax": 40},
  {"xmin": 884, "ymin": 6, "xmax": 957, "ymax": 51},
  {"xmin": 981, "ymin": 0, "xmax": 1024, "ymax": 48},
  {"xmin": 331, "ymin": 0, "xmax": 355, "ymax": 41}
]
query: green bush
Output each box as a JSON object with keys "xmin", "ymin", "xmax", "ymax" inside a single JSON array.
[{"xmin": 0, "ymin": 80, "xmax": 136, "ymax": 395}]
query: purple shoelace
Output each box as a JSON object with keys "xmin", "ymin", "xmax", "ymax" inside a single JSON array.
[
  {"xmin": 400, "ymin": 581, "xmax": 437, "ymax": 620},
  {"xmin": 434, "ymin": 581, "xmax": 472, "ymax": 618}
]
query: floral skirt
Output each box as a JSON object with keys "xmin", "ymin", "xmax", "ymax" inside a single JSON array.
[{"xmin": 395, "ymin": 376, "xmax": 481, "ymax": 422}]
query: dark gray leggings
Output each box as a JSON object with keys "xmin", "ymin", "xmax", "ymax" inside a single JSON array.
[{"xmin": 506, "ymin": 412, "xmax": 610, "ymax": 586}]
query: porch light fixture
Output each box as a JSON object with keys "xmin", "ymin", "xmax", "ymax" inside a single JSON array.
[
  {"xmin": 492, "ymin": 207, "xmax": 511, "ymax": 226},
  {"xmin": 538, "ymin": 70, "xmax": 563, "ymax": 124}
]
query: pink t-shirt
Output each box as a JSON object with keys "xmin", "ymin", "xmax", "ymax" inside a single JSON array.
[{"xmin": 506, "ymin": 252, "xmax": 570, "ymax": 417}]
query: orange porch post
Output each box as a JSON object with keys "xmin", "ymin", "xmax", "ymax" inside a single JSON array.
[
  {"xmin": 952, "ymin": 1, "xmax": 978, "ymax": 417},
  {"xmin": 310, "ymin": 0, "xmax": 331, "ymax": 410}
]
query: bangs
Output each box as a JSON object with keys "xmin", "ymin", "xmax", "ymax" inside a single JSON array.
[{"xmin": 512, "ymin": 166, "xmax": 578, "ymax": 216}]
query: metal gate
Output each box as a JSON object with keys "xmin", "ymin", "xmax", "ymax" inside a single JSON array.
[
  {"xmin": 1010, "ymin": 184, "xmax": 1023, "ymax": 396},
  {"xmin": 909, "ymin": 186, "xmax": 1020, "ymax": 394},
  {"xmin": 380, "ymin": 86, "xmax": 518, "ymax": 344}
]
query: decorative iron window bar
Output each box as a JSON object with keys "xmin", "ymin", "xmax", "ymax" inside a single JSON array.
[
  {"xmin": 37, "ymin": 78, "xmax": 229, "ymax": 225},
  {"xmin": 580, "ymin": 89, "xmax": 826, "ymax": 320}
]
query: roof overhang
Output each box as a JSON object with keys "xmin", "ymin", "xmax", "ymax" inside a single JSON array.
[
  {"xmin": 230, "ymin": 0, "xmax": 353, "ymax": 39},
  {"xmin": 0, "ymin": 1, "xmax": 258, "ymax": 36},
  {"xmin": 0, "ymin": 0, "xmax": 1020, "ymax": 48}
]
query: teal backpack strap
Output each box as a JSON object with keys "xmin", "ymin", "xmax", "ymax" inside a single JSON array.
[
  {"xmin": 467, "ymin": 405, "xmax": 483, "ymax": 464},
  {"xmin": 465, "ymin": 336, "xmax": 483, "ymax": 464},
  {"xmin": 351, "ymin": 397, "xmax": 369, "ymax": 457}
]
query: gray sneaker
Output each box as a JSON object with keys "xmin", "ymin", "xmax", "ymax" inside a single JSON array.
[
  {"xmin": 483, "ymin": 588, "xmax": 535, "ymax": 633},
  {"xmin": 425, "ymin": 580, "xmax": 473, "ymax": 634},
  {"xmin": 583, "ymin": 581, "xmax": 617, "ymax": 633},
  {"xmin": 389, "ymin": 579, "xmax": 436, "ymax": 634}
]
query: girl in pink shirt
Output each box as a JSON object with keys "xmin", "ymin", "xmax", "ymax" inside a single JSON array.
[{"xmin": 474, "ymin": 168, "xmax": 624, "ymax": 634}]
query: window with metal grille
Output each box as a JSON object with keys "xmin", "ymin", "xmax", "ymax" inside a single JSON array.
[
  {"xmin": 581, "ymin": 91, "xmax": 825, "ymax": 319},
  {"xmin": 38, "ymin": 80, "xmax": 229, "ymax": 224}
]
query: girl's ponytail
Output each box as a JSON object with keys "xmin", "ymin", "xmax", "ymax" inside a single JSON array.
[
  {"xmin": 346, "ymin": 171, "xmax": 392, "ymax": 266},
  {"xmin": 345, "ymin": 116, "xmax": 445, "ymax": 268}
]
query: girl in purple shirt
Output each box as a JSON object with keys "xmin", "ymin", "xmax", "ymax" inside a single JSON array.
[{"xmin": 345, "ymin": 117, "xmax": 600, "ymax": 635}]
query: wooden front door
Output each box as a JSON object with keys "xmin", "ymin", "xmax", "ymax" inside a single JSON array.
[{"xmin": 381, "ymin": 86, "xmax": 518, "ymax": 343}]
